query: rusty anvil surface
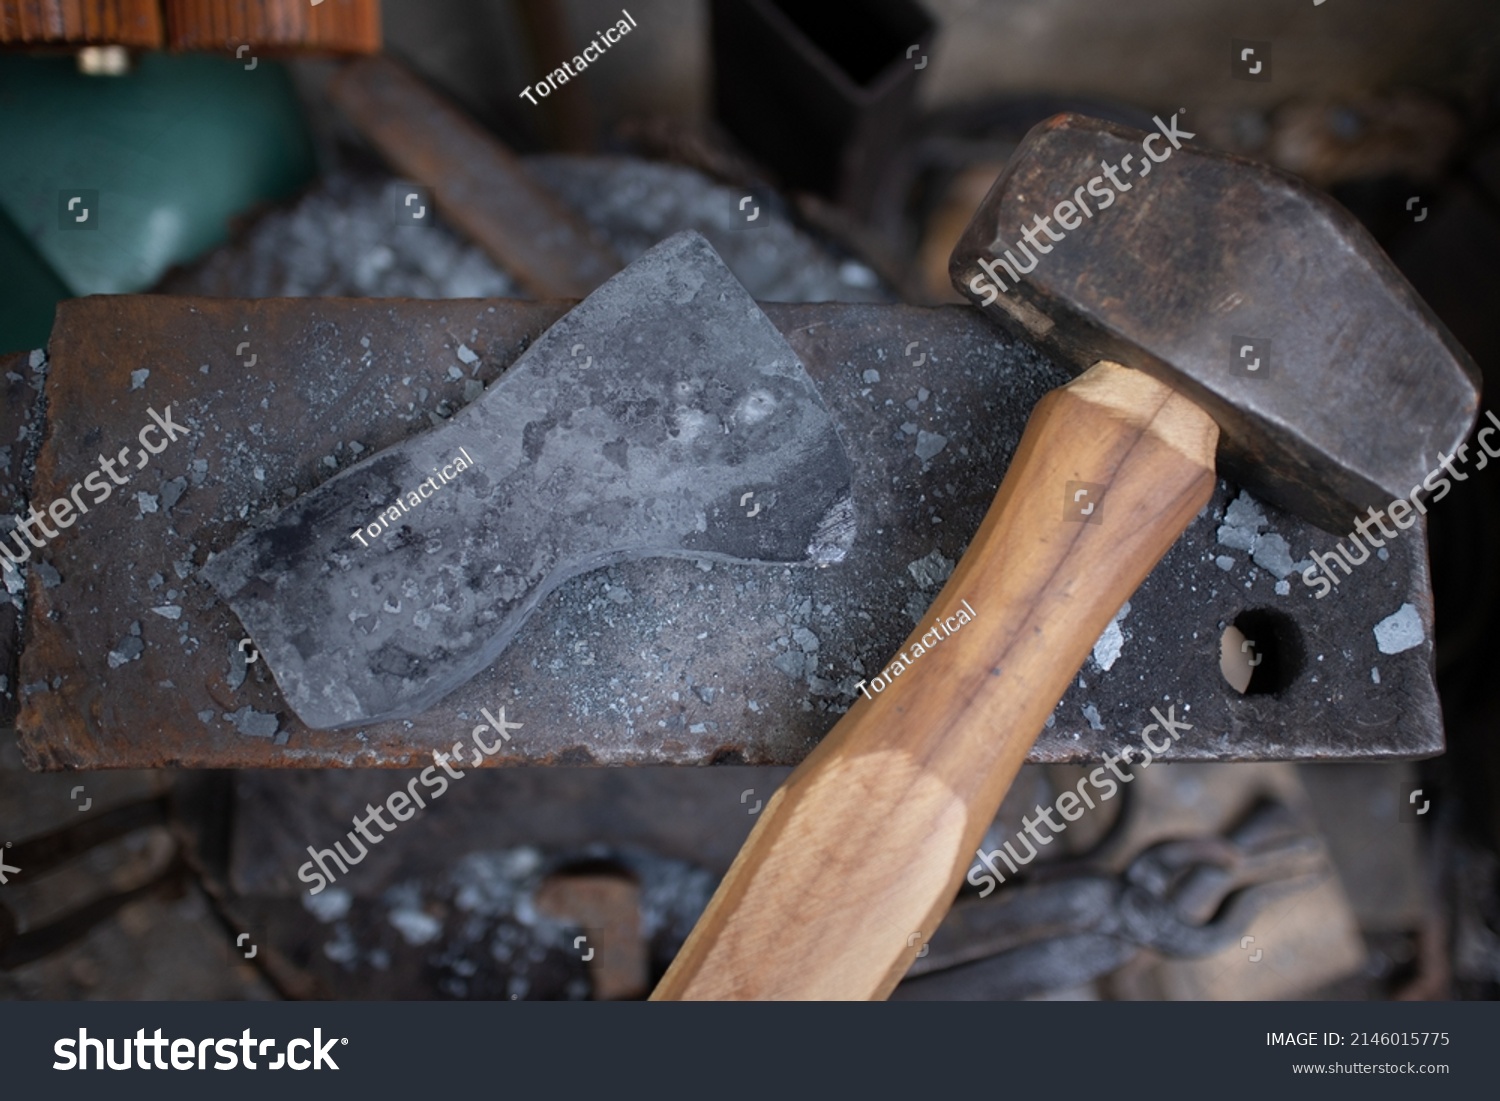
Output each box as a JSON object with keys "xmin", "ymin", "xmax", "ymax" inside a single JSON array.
[{"xmin": 5, "ymin": 296, "xmax": 1439, "ymax": 770}]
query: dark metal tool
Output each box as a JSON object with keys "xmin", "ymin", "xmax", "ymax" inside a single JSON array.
[
  {"xmin": 951, "ymin": 113, "xmax": 1481, "ymax": 535},
  {"xmin": 896, "ymin": 801, "xmax": 1328, "ymax": 999},
  {"xmin": 199, "ymin": 232, "xmax": 856, "ymax": 730}
]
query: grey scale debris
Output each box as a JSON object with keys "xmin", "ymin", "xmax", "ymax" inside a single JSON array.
[
  {"xmin": 906, "ymin": 549, "xmax": 954, "ymax": 590},
  {"xmin": 1374, "ymin": 603, "xmax": 1424, "ymax": 655},
  {"xmin": 224, "ymin": 706, "xmax": 280, "ymax": 738},
  {"xmin": 915, "ymin": 430, "xmax": 948, "ymax": 461}
]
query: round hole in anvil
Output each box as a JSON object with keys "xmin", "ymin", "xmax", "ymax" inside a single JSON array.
[{"xmin": 1220, "ymin": 608, "xmax": 1304, "ymax": 696}]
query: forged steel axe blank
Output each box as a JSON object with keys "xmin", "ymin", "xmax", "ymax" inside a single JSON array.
[{"xmin": 200, "ymin": 232, "xmax": 856, "ymax": 730}]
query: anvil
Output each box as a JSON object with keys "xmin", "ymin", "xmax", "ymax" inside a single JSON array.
[{"xmin": 2, "ymin": 286, "xmax": 1444, "ymax": 769}]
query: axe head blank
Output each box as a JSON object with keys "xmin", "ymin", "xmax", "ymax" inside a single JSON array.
[
  {"xmin": 200, "ymin": 231, "xmax": 855, "ymax": 730},
  {"xmin": 950, "ymin": 113, "xmax": 1481, "ymax": 534}
]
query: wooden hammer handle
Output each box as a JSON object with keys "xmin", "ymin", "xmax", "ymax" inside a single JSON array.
[{"xmin": 652, "ymin": 361, "xmax": 1219, "ymax": 1000}]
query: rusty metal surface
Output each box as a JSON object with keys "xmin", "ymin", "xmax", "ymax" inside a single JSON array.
[
  {"xmin": 329, "ymin": 56, "xmax": 623, "ymax": 299},
  {"xmin": 1, "ymin": 348, "xmax": 45, "ymax": 727},
  {"xmin": 14, "ymin": 295, "xmax": 1442, "ymax": 769}
]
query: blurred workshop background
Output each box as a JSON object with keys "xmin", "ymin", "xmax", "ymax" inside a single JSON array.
[{"xmin": 1, "ymin": 0, "xmax": 1499, "ymax": 1001}]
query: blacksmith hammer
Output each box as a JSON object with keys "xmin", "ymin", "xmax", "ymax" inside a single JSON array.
[
  {"xmin": 199, "ymin": 231, "xmax": 856, "ymax": 729},
  {"xmin": 652, "ymin": 115, "xmax": 1479, "ymax": 999}
]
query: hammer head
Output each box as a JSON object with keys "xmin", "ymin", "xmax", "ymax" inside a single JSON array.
[
  {"xmin": 951, "ymin": 113, "xmax": 1480, "ymax": 533},
  {"xmin": 201, "ymin": 231, "xmax": 855, "ymax": 730}
]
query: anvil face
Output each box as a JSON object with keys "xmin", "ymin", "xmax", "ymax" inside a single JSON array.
[{"xmin": 10, "ymin": 295, "xmax": 1447, "ymax": 770}]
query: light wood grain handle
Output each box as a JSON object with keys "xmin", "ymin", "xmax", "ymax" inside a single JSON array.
[{"xmin": 652, "ymin": 361, "xmax": 1219, "ymax": 1000}]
